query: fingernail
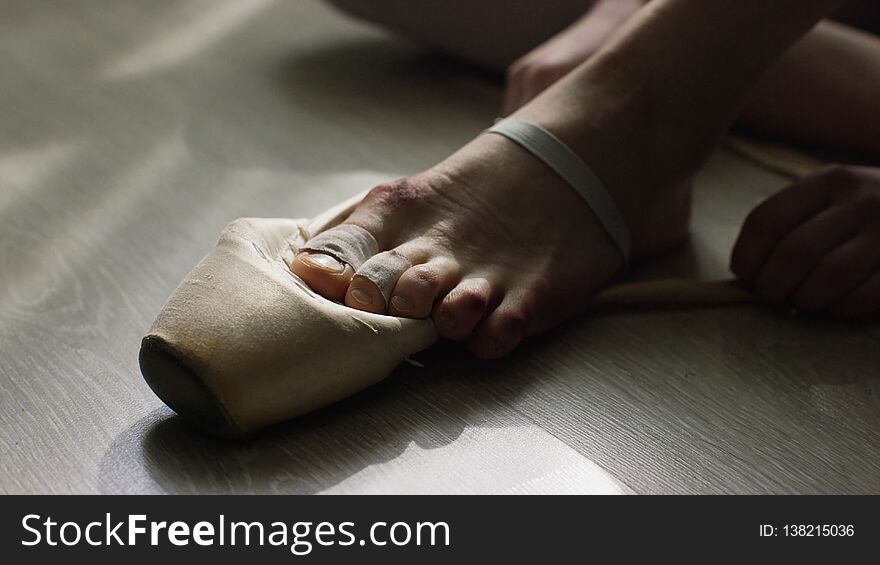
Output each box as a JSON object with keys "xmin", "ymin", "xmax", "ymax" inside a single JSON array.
[
  {"xmin": 390, "ymin": 295, "xmax": 412, "ymax": 313},
  {"xmin": 299, "ymin": 252, "xmax": 345, "ymax": 273},
  {"xmin": 349, "ymin": 287, "xmax": 373, "ymax": 305}
]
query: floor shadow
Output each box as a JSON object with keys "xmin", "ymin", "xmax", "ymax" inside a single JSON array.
[
  {"xmin": 268, "ymin": 36, "xmax": 502, "ymax": 168},
  {"xmin": 98, "ymin": 341, "xmax": 536, "ymax": 494},
  {"xmin": 97, "ymin": 284, "xmax": 880, "ymax": 494},
  {"xmin": 275, "ymin": 36, "xmax": 501, "ymax": 116}
]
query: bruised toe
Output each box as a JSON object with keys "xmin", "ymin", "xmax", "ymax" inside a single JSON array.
[
  {"xmin": 389, "ymin": 261, "xmax": 458, "ymax": 318},
  {"xmin": 432, "ymin": 278, "xmax": 491, "ymax": 341},
  {"xmin": 469, "ymin": 306, "xmax": 529, "ymax": 359}
]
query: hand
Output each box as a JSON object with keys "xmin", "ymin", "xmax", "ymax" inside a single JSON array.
[
  {"xmin": 502, "ymin": 0, "xmax": 643, "ymax": 115},
  {"xmin": 502, "ymin": 34, "xmax": 595, "ymax": 116},
  {"xmin": 731, "ymin": 165, "xmax": 880, "ymax": 317}
]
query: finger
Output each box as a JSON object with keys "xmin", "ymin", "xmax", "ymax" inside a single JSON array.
[
  {"xmin": 792, "ymin": 234, "xmax": 880, "ymax": 311},
  {"xmin": 753, "ymin": 201, "xmax": 863, "ymax": 302},
  {"xmin": 829, "ymin": 270, "xmax": 880, "ymax": 318},
  {"xmin": 731, "ymin": 170, "xmax": 836, "ymax": 281}
]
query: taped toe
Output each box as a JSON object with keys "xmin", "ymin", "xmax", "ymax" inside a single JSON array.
[
  {"xmin": 354, "ymin": 250, "xmax": 412, "ymax": 306},
  {"xmin": 299, "ymin": 223, "xmax": 379, "ymax": 270}
]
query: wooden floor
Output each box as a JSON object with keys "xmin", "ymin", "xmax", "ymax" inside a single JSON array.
[{"xmin": 2, "ymin": 0, "xmax": 878, "ymax": 494}]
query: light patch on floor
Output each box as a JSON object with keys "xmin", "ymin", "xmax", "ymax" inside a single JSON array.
[
  {"xmin": 0, "ymin": 141, "xmax": 82, "ymax": 213},
  {"xmin": 0, "ymin": 133, "xmax": 187, "ymax": 319},
  {"xmin": 319, "ymin": 425, "xmax": 633, "ymax": 495},
  {"xmin": 102, "ymin": 0, "xmax": 277, "ymax": 79}
]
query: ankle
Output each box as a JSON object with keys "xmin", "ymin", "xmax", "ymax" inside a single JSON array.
[{"xmin": 514, "ymin": 66, "xmax": 695, "ymax": 257}]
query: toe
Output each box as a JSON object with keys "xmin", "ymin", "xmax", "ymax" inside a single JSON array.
[
  {"xmin": 388, "ymin": 259, "xmax": 459, "ymax": 318},
  {"xmin": 829, "ymin": 270, "xmax": 880, "ymax": 318},
  {"xmin": 345, "ymin": 274, "xmax": 387, "ymax": 314},
  {"xmin": 432, "ymin": 278, "xmax": 492, "ymax": 341},
  {"xmin": 345, "ymin": 246, "xmax": 418, "ymax": 313},
  {"xmin": 469, "ymin": 301, "xmax": 531, "ymax": 359},
  {"xmin": 291, "ymin": 252, "xmax": 355, "ymax": 302}
]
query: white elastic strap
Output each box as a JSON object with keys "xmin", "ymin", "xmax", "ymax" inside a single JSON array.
[{"xmin": 485, "ymin": 118, "xmax": 631, "ymax": 266}]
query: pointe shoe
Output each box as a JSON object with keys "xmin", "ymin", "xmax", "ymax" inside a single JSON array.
[{"xmin": 139, "ymin": 193, "xmax": 437, "ymax": 438}]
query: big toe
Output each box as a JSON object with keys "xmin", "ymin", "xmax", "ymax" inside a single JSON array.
[{"xmin": 291, "ymin": 252, "xmax": 354, "ymax": 302}]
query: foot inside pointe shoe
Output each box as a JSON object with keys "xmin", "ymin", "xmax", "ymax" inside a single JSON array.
[
  {"xmin": 141, "ymin": 216, "xmax": 440, "ymax": 437},
  {"xmin": 290, "ymin": 129, "xmax": 690, "ymax": 359}
]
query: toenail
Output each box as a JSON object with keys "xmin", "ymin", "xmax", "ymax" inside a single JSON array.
[
  {"xmin": 299, "ymin": 252, "xmax": 345, "ymax": 274},
  {"xmin": 349, "ymin": 287, "xmax": 373, "ymax": 305},
  {"xmin": 390, "ymin": 295, "xmax": 412, "ymax": 313},
  {"xmin": 438, "ymin": 312, "xmax": 455, "ymax": 329}
]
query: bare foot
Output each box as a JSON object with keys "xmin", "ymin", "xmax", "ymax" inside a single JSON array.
[
  {"xmin": 290, "ymin": 0, "xmax": 855, "ymax": 358},
  {"xmin": 289, "ymin": 0, "xmax": 767, "ymax": 359},
  {"xmin": 291, "ymin": 115, "xmax": 690, "ymax": 358}
]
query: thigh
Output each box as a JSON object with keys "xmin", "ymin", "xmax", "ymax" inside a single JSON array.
[{"xmin": 325, "ymin": 0, "xmax": 593, "ymax": 71}]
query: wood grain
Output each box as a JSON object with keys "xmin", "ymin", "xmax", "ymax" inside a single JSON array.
[{"xmin": 1, "ymin": 0, "xmax": 878, "ymax": 494}]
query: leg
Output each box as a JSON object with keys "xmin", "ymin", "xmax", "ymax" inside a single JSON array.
[
  {"xmin": 324, "ymin": 0, "xmax": 593, "ymax": 70},
  {"xmin": 294, "ymin": 0, "xmax": 847, "ymax": 358},
  {"xmin": 327, "ymin": 0, "xmax": 880, "ymax": 157},
  {"xmin": 739, "ymin": 19, "xmax": 880, "ymax": 157}
]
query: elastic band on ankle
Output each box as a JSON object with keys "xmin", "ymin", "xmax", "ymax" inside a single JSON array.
[{"xmin": 485, "ymin": 118, "xmax": 631, "ymax": 266}]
